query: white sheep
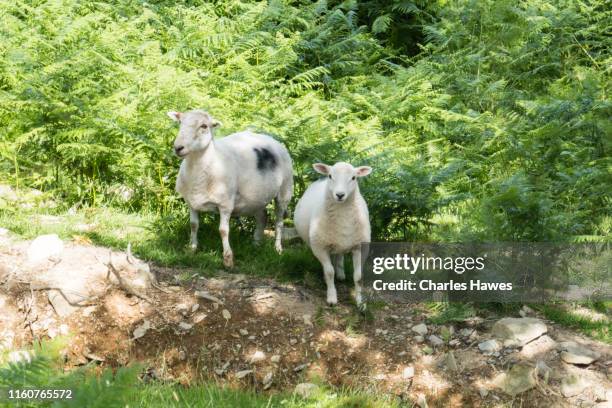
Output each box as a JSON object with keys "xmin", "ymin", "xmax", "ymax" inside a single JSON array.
[
  {"xmin": 294, "ymin": 162, "xmax": 372, "ymax": 306},
  {"xmin": 168, "ymin": 110, "xmax": 293, "ymax": 268}
]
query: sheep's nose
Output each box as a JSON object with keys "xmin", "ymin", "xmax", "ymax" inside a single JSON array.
[
  {"xmin": 336, "ymin": 193, "xmax": 345, "ymax": 200},
  {"xmin": 174, "ymin": 145, "xmax": 185, "ymax": 154}
]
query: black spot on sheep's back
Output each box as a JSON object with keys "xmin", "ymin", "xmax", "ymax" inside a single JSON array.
[{"xmin": 253, "ymin": 147, "xmax": 277, "ymax": 171}]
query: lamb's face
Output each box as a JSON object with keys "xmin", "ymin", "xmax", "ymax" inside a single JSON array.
[
  {"xmin": 167, "ymin": 110, "xmax": 221, "ymax": 158},
  {"xmin": 313, "ymin": 162, "xmax": 372, "ymax": 203}
]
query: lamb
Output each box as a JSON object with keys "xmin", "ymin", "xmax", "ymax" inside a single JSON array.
[
  {"xmin": 167, "ymin": 110, "xmax": 293, "ymax": 268},
  {"xmin": 294, "ymin": 162, "xmax": 372, "ymax": 306}
]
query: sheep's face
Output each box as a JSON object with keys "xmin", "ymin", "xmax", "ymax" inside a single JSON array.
[
  {"xmin": 313, "ymin": 162, "xmax": 372, "ymax": 203},
  {"xmin": 167, "ymin": 110, "xmax": 221, "ymax": 158}
]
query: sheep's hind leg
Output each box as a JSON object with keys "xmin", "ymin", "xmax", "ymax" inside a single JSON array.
[
  {"xmin": 312, "ymin": 246, "xmax": 337, "ymax": 305},
  {"xmin": 254, "ymin": 208, "xmax": 267, "ymax": 245},
  {"xmin": 218, "ymin": 208, "xmax": 234, "ymax": 268},
  {"xmin": 273, "ymin": 196, "xmax": 289, "ymax": 253},
  {"xmin": 333, "ymin": 254, "xmax": 345, "ymax": 281},
  {"xmin": 189, "ymin": 208, "xmax": 199, "ymax": 251}
]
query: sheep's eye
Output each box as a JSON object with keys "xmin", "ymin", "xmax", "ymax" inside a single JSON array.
[
  {"xmin": 200, "ymin": 124, "xmax": 208, "ymax": 129},
  {"xmin": 352, "ymin": 176, "xmax": 356, "ymax": 180},
  {"xmin": 328, "ymin": 175, "xmax": 332, "ymax": 180}
]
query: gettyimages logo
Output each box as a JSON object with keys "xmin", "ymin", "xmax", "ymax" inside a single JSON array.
[{"xmin": 372, "ymin": 253, "xmax": 486, "ymax": 275}]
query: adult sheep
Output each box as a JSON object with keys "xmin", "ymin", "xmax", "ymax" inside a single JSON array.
[
  {"xmin": 294, "ymin": 162, "xmax": 372, "ymax": 307},
  {"xmin": 168, "ymin": 110, "xmax": 293, "ymax": 268}
]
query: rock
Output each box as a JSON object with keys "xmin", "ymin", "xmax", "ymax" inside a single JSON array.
[
  {"xmin": 303, "ymin": 314, "xmax": 313, "ymax": 326},
  {"xmin": 443, "ymin": 351, "xmax": 458, "ymax": 371},
  {"xmin": 178, "ymin": 322, "xmax": 193, "ymax": 331},
  {"xmin": 48, "ymin": 290, "xmax": 78, "ymax": 317},
  {"xmin": 239, "ymin": 329, "xmax": 249, "ymax": 336},
  {"xmin": 262, "ymin": 372, "xmax": 273, "ymax": 389},
  {"xmin": 235, "ymin": 369, "xmax": 253, "ymax": 379},
  {"xmin": 535, "ymin": 360, "xmax": 551, "ymax": 384},
  {"xmin": 492, "ymin": 318, "xmax": 547, "ymax": 347},
  {"xmin": 559, "ymin": 341, "xmax": 601, "ymax": 365},
  {"xmin": 195, "ymin": 291, "xmax": 224, "ymax": 304},
  {"xmin": 560, "ymin": 373, "xmax": 590, "ymax": 397},
  {"xmin": 0, "ymin": 185, "xmax": 18, "ymax": 201},
  {"xmin": 293, "ymin": 363, "xmax": 308, "ymax": 372},
  {"xmin": 289, "ymin": 338, "xmax": 298, "ymax": 345},
  {"xmin": 248, "ymin": 350, "xmax": 266, "ymax": 364},
  {"xmin": 27, "ymin": 234, "xmax": 63, "ymax": 264},
  {"xmin": 222, "ymin": 309, "xmax": 231, "ymax": 320},
  {"xmin": 449, "ymin": 339, "xmax": 461, "ymax": 347},
  {"xmin": 82, "ymin": 306, "xmax": 97, "ymax": 317},
  {"xmin": 520, "ymin": 335, "xmax": 557, "ymax": 359},
  {"xmin": 416, "ymin": 394, "xmax": 428, "ymax": 408},
  {"xmin": 459, "ymin": 328, "xmax": 474, "ymax": 337},
  {"xmin": 493, "ymin": 364, "xmax": 536, "ymax": 396},
  {"xmin": 191, "ymin": 304, "xmax": 199, "ymax": 313},
  {"xmin": 133, "ymin": 320, "xmax": 151, "ymax": 339},
  {"xmin": 193, "ymin": 313, "xmax": 206, "ymax": 324},
  {"xmin": 215, "ymin": 361, "xmax": 230, "ymax": 376},
  {"xmin": 294, "ymin": 383, "xmax": 318, "ymax": 399},
  {"xmin": 84, "ymin": 352, "xmax": 105, "ymax": 362},
  {"xmin": 270, "ymin": 355, "xmax": 281, "ymax": 363},
  {"xmin": 414, "ymin": 335, "xmax": 424, "ymax": 343},
  {"xmin": 478, "ymin": 387, "xmax": 489, "ymax": 398},
  {"xmin": 412, "ymin": 323, "xmax": 428, "ymax": 336},
  {"xmin": 428, "ymin": 335, "xmax": 444, "ymax": 347},
  {"xmin": 478, "ymin": 339, "xmax": 501, "ymax": 354},
  {"xmin": 402, "ymin": 366, "xmax": 415, "ymax": 379}
]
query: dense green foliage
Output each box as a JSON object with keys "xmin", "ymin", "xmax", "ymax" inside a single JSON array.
[{"xmin": 0, "ymin": 0, "xmax": 610, "ymax": 242}]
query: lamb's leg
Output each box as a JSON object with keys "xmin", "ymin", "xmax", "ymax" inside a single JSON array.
[
  {"xmin": 218, "ymin": 208, "xmax": 233, "ymax": 268},
  {"xmin": 333, "ymin": 254, "xmax": 345, "ymax": 281},
  {"xmin": 274, "ymin": 196, "xmax": 288, "ymax": 253},
  {"xmin": 312, "ymin": 246, "xmax": 337, "ymax": 305},
  {"xmin": 254, "ymin": 208, "xmax": 267, "ymax": 245},
  {"xmin": 352, "ymin": 248, "xmax": 363, "ymax": 307},
  {"xmin": 189, "ymin": 208, "xmax": 199, "ymax": 251}
]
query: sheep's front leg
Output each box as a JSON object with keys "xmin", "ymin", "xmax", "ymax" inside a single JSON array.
[
  {"xmin": 312, "ymin": 246, "xmax": 337, "ymax": 305},
  {"xmin": 189, "ymin": 208, "xmax": 199, "ymax": 251},
  {"xmin": 218, "ymin": 208, "xmax": 234, "ymax": 268},
  {"xmin": 254, "ymin": 208, "xmax": 267, "ymax": 245},
  {"xmin": 352, "ymin": 247, "xmax": 363, "ymax": 307},
  {"xmin": 333, "ymin": 254, "xmax": 345, "ymax": 281}
]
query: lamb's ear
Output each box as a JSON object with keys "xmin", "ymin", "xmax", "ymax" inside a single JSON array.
[
  {"xmin": 167, "ymin": 111, "xmax": 182, "ymax": 122},
  {"xmin": 211, "ymin": 118, "xmax": 222, "ymax": 128},
  {"xmin": 313, "ymin": 163, "xmax": 331, "ymax": 175},
  {"xmin": 355, "ymin": 166, "xmax": 372, "ymax": 177}
]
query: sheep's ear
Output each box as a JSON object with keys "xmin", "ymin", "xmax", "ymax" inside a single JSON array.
[
  {"xmin": 167, "ymin": 111, "xmax": 182, "ymax": 122},
  {"xmin": 355, "ymin": 166, "xmax": 372, "ymax": 177},
  {"xmin": 211, "ymin": 119, "xmax": 222, "ymax": 128},
  {"xmin": 313, "ymin": 163, "xmax": 330, "ymax": 175}
]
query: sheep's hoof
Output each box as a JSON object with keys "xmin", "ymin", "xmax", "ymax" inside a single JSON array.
[
  {"xmin": 326, "ymin": 291, "xmax": 338, "ymax": 306},
  {"xmin": 335, "ymin": 271, "xmax": 346, "ymax": 281},
  {"xmin": 275, "ymin": 243, "xmax": 283, "ymax": 254},
  {"xmin": 189, "ymin": 244, "xmax": 198, "ymax": 252}
]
